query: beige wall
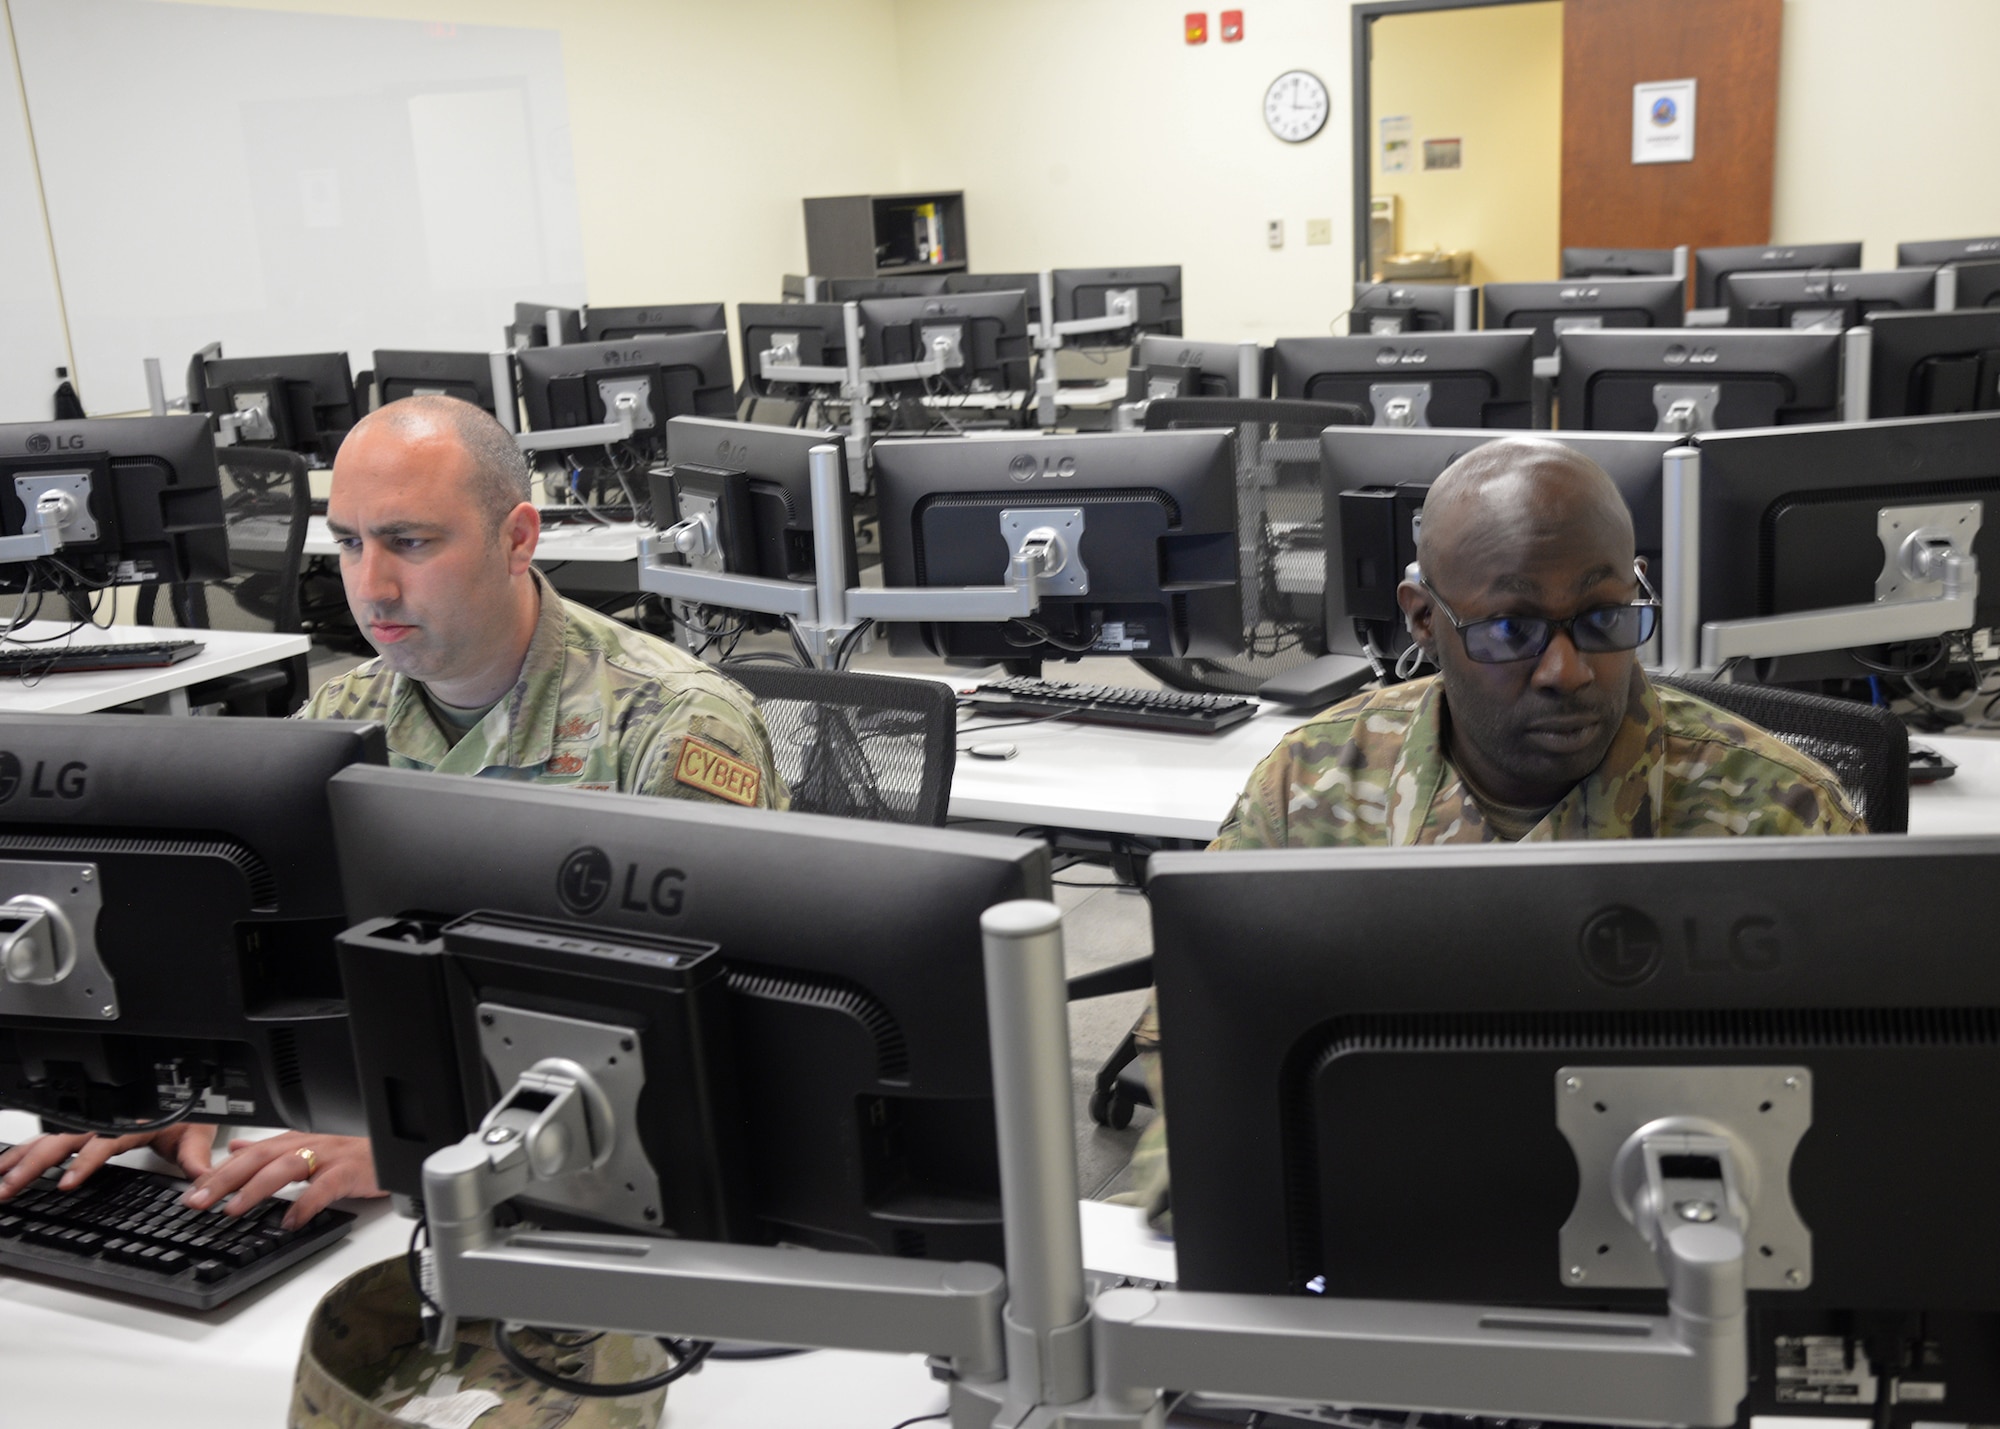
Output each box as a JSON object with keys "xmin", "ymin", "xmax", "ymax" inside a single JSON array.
[
  {"xmin": 1368, "ymin": 1, "xmax": 1563, "ymax": 287},
  {"xmin": 1774, "ymin": 0, "xmax": 2000, "ymax": 264}
]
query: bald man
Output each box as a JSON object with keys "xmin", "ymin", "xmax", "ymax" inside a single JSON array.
[{"xmin": 1214, "ymin": 436, "xmax": 1861, "ymax": 847}]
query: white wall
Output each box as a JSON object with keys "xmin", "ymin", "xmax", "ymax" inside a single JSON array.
[
  {"xmin": 1773, "ymin": 0, "xmax": 2000, "ymax": 264},
  {"xmin": 0, "ymin": 4, "xmax": 73, "ymax": 423}
]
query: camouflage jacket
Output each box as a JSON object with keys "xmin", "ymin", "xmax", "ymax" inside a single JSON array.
[
  {"xmin": 1210, "ymin": 670, "xmax": 1864, "ymax": 848},
  {"xmin": 300, "ymin": 570, "xmax": 787, "ymax": 810}
]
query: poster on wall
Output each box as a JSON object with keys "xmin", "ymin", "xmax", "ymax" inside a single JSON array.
[
  {"xmin": 1380, "ymin": 115, "xmax": 1413, "ymax": 174},
  {"xmin": 1632, "ymin": 79, "xmax": 1696, "ymax": 164},
  {"xmin": 1423, "ymin": 138, "xmax": 1461, "ymax": 171}
]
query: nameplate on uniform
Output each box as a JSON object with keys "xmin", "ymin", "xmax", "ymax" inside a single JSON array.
[{"xmin": 673, "ymin": 737, "xmax": 762, "ymax": 807}]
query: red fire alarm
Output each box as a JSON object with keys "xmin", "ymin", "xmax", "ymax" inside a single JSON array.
[
  {"xmin": 1185, "ymin": 12, "xmax": 1208, "ymax": 44},
  {"xmin": 1220, "ymin": 10, "xmax": 1244, "ymax": 41}
]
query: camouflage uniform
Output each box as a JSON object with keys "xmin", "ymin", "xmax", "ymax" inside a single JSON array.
[
  {"xmin": 300, "ymin": 569, "xmax": 787, "ymax": 810},
  {"xmin": 290, "ymin": 1256, "xmax": 674, "ymax": 1429},
  {"xmin": 1122, "ymin": 671, "xmax": 1864, "ymax": 1221}
]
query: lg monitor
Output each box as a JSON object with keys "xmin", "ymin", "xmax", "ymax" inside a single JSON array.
[
  {"xmin": 1726, "ymin": 267, "xmax": 1940, "ymax": 331},
  {"xmin": 1126, "ymin": 335, "xmax": 1271, "ymax": 401},
  {"xmin": 1151, "ymin": 836, "xmax": 2000, "ymax": 1426},
  {"xmin": 945, "ymin": 272, "xmax": 1046, "ymax": 326},
  {"xmin": 580, "ymin": 303, "xmax": 727, "ymax": 342},
  {"xmin": 871, "ymin": 429, "xmax": 1240, "ymax": 664},
  {"xmin": 1951, "ymin": 260, "xmax": 2000, "ymax": 310},
  {"xmin": 368, "ymin": 350, "xmax": 498, "ymax": 415},
  {"xmin": 330, "ymin": 764, "xmax": 1051, "ymax": 1259},
  {"xmin": 1897, "ymin": 236, "xmax": 2000, "ymax": 268},
  {"xmin": 1561, "ymin": 246, "xmax": 1678, "ymax": 279},
  {"xmin": 856, "ymin": 291, "xmax": 1032, "ymax": 394},
  {"xmin": 1692, "ymin": 242, "xmax": 1862, "ymax": 309},
  {"xmin": 1050, "ymin": 266, "xmax": 1182, "ymax": 347},
  {"xmin": 0, "ymin": 714, "xmax": 385, "ymax": 1138},
  {"xmin": 506, "ymin": 302, "xmax": 582, "ymax": 349},
  {"xmin": 1318, "ymin": 427, "xmax": 1681, "ymax": 662},
  {"xmin": 1687, "ymin": 412, "xmax": 2000, "ymax": 684},
  {"xmin": 1273, "ymin": 332, "xmax": 1536, "ymax": 428},
  {"xmin": 0, "ymin": 415, "xmax": 229, "ymax": 598},
  {"xmin": 1866, "ymin": 310, "xmax": 2000, "ymax": 417},
  {"xmin": 654, "ymin": 415, "xmax": 857, "ymax": 585},
  {"xmin": 196, "ymin": 352, "xmax": 358, "ymax": 465},
  {"xmin": 1483, "ymin": 277, "xmax": 1685, "ymax": 359},
  {"xmin": 739, "ymin": 302, "xmax": 853, "ymax": 399},
  {"xmin": 821, "ymin": 275, "xmax": 951, "ymax": 301},
  {"xmin": 516, "ymin": 331, "xmax": 735, "ymax": 475},
  {"xmin": 1348, "ymin": 283, "xmax": 1472, "ymax": 336},
  {"xmin": 1555, "ymin": 329, "xmax": 1843, "ymax": 432}
]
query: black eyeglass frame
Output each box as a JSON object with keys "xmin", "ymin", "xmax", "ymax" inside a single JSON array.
[{"xmin": 1417, "ymin": 559, "xmax": 1661, "ymax": 665}]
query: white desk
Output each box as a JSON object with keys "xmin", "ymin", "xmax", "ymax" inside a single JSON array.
[
  {"xmin": 0, "ymin": 623, "xmax": 310, "ymax": 716},
  {"xmin": 233, "ymin": 515, "xmax": 647, "ymax": 564}
]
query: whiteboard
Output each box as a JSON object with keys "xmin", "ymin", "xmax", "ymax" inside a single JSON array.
[
  {"xmin": 10, "ymin": 0, "xmax": 586, "ymax": 415},
  {"xmin": 0, "ymin": 14, "xmax": 72, "ymax": 424}
]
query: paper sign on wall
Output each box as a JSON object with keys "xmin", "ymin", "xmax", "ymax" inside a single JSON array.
[
  {"xmin": 1380, "ymin": 115, "xmax": 1413, "ymax": 175},
  {"xmin": 1632, "ymin": 79, "xmax": 1696, "ymax": 164}
]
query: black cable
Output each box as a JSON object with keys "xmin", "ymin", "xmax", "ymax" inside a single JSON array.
[
  {"xmin": 885, "ymin": 1415, "xmax": 948, "ymax": 1429},
  {"xmin": 406, "ymin": 1214, "xmax": 442, "ymax": 1315},
  {"xmin": 833, "ymin": 619, "xmax": 873, "ymax": 670},
  {"xmin": 493, "ymin": 1320, "xmax": 713, "ymax": 1398},
  {"xmin": 6, "ymin": 1074, "xmax": 210, "ymax": 1137},
  {"xmin": 955, "ymin": 707, "xmax": 1080, "ymax": 736},
  {"xmin": 705, "ymin": 1344, "xmax": 812, "ymax": 1361}
]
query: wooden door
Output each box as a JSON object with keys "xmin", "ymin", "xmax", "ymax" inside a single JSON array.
[{"xmin": 1560, "ymin": 0, "xmax": 1783, "ymax": 292}]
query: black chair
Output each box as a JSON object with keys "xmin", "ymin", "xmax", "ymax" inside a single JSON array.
[
  {"xmin": 1654, "ymin": 675, "xmax": 1909, "ymax": 834},
  {"xmin": 1135, "ymin": 397, "xmax": 1366, "ymax": 697},
  {"xmin": 723, "ymin": 665, "xmax": 956, "ymax": 826}
]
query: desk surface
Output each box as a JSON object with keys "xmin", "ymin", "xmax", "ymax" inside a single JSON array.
[{"xmin": 0, "ymin": 623, "xmax": 310, "ymax": 715}]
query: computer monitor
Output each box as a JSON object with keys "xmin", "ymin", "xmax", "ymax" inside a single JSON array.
[
  {"xmin": 516, "ymin": 332, "xmax": 736, "ymax": 475},
  {"xmin": 739, "ymin": 302, "xmax": 853, "ymax": 399},
  {"xmin": 196, "ymin": 352, "xmax": 359, "ymax": 465},
  {"xmin": 1272, "ymin": 333, "xmax": 1536, "ymax": 428},
  {"xmin": 1865, "ymin": 310, "xmax": 2000, "ymax": 418},
  {"xmin": 1561, "ymin": 246, "xmax": 1678, "ymax": 278},
  {"xmin": 1687, "ymin": 412, "xmax": 2000, "ymax": 683},
  {"xmin": 1126, "ymin": 335, "xmax": 1271, "ymax": 400},
  {"xmin": 0, "ymin": 415, "xmax": 230, "ymax": 597},
  {"xmin": 1726, "ymin": 267, "xmax": 1939, "ymax": 331},
  {"xmin": 580, "ymin": 303, "xmax": 727, "ymax": 343},
  {"xmin": 856, "ymin": 292, "xmax": 1032, "ymax": 394},
  {"xmin": 506, "ymin": 302, "xmax": 583, "ymax": 349},
  {"xmin": 1050, "ymin": 266, "xmax": 1183, "ymax": 347},
  {"xmin": 331, "ymin": 764, "xmax": 1050, "ymax": 1258},
  {"xmin": 1692, "ymin": 242, "xmax": 1862, "ymax": 309},
  {"xmin": 1348, "ymin": 283, "xmax": 1471, "ymax": 336},
  {"xmin": 0, "ymin": 714, "xmax": 385, "ymax": 1137},
  {"xmin": 1318, "ymin": 428, "xmax": 1681, "ymax": 661},
  {"xmin": 1951, "ymin": 260, "xmax": 2000, "ymax": 310},
  {"xmin": 1555, "ymin": 329, "xmax": 1843, "ymax": 432},
  {"xmin": 1150, "ymin": 837, "xmax": 2000, "ymax": 1425},
  {"xmin": 946, "ymin": 272, "xmax": 1045, "ymax": 327},
  {"xmin": 369, "ymin": 350, "xmax": 498, "ymax": 415},
  {"xmin": 1897, "ymin": 236, "xmax": 2000, "ymax": 268},
  {"xmin": 871, "ymin": 429, "xmax": 1240, "ymax": 663},
  {"xmin": 822, "ymin": 275, "xmax": 951, "ymax": 301},
  {"xmin": 1483, "ymin": 277, "xmax": 1685, "ymax": 359},
  {"xmin": 654, "ymin": 415, "xmax": 857, "ymax": 584}
]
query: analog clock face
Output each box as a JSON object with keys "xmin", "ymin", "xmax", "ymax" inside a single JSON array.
[{"xmin": 1264, "ymin": 69, "xmax": 1329, "ymax": 144}]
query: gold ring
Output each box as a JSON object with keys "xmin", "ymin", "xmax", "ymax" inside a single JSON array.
[{"xmin": 294, "ymin": 1146, "xmax": 318, "ymax": 1180}]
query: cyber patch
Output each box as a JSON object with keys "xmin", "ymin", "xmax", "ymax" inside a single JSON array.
[
  {"xmin": 673, "ymin": 736, "xmax": 762, "ymax": 807},
  {"xmin": 547, "ymin": 752, "xmax": 587, "ymax": 776}
]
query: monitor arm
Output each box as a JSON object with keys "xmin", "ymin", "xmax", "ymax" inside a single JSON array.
[
  {"xmin": 0, "ymin": 482, "xmax": 91, "ymax": 565},
  {"xmin": 513, "ymin": 391, "xmax": 639, "ymax": 455}
]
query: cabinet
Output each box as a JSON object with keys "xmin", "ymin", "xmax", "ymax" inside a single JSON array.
[{"xmin": 803, "ymin": 191, "xmax": 968, "ymax": 278}]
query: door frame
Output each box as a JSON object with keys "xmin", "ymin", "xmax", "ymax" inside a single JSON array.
[{"xmin": 1350, "ymin": 0, "xmax": 1548, "ymax": 283}]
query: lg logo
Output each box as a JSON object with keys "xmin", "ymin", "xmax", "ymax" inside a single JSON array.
[
  {"xmin": 555, "ymin": 845, "xmax": 685, "ymax": 919},
  {"xmin": 1578, "ymin": 906, "xmax": 1786, "ymax": 987},
  {"xmin": 1009, "ymin": 453, "xmax": 1076, "ymax": 483},
  {"xmin": 1374, "ymin": 347, "xmax": 1429, "ymax": 367},
  {"xmin": 25, "ymin": 434, "xmax": 51, "ymax": 455},
  {"xmin": 0, "ymin": 751, "xmax": 86, "ymax": 805},
  {"xmin": 716, "ymin": 440, "xmax": 749, "ymax": 465},
  {"xmin": 1662, "ymin": 344, "xmax": 1720, "ymax": 366},
  {"xmin": 1558, "ymin": 287, "xmax": 1601, "ymax": 303},
  {"xmin": 23, "ymin": 433, "xmax": 82, "ymax": 454},
  {"xmin": 603, "ymin": 348, "xmax": 645, "ymax": 367}
]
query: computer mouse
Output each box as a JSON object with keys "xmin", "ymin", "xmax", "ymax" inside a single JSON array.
[{"xmin": 966, "ymin": 742, "xmax": 1019, "ymax": 760}]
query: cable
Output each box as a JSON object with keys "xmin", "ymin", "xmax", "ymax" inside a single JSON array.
[
  {"xmin": 833, "ymin": 619, "xmax": 873, "ymax": 670},
  {"xmin": 5, "ymin": 1072, "xmax": 210, "ymax": 1137},
  {"xmin": 493, "ymin": 1321, "xmax": 712, "ymax": 1398},
  {"xmin": 406, "ymin": 1214, "xmax": 442, "ymax": 1316},
  {"xmin": 885, "ymin": 1415, "xmax": 948, "ymax": 1429},
  {"xmin": 705, "ymin": 1344, "xmax": 812, "ymax": 1361}
]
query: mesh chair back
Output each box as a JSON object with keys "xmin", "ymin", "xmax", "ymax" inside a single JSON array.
[
  {"xmin": 724, "ymin": 665, "xmax": 957, "ymax": 826},
  {"xmin": 215, "ymin": 448, "xmax": 311, "ymax": 634},
  {"xmin": 1137, "ymin": 397, "xmax": 1366, "ymax": 696},
  {"xmin": 1655, "ymin": 676, "xmax": 1909, "ymax": 834}
]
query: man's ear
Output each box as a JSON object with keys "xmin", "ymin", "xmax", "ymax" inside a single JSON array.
[
  {"xmin": 1395, "ymin": 577, "xmax": 1435, "ymax": 655},
  {"xmin": 501, "ymin": 501, "xmax": 541, "ymax": 576}
]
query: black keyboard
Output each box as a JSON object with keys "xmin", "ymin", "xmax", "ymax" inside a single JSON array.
[
  {"xmin": 0, "ymin": 640, "xmax": 203, "ymax": 677},
  {"xmin": 967, "ymin": 677, "xmax": 1259, "ymax": 734},
  {"xmin": 0, "ymin": 1143, "xmax": 353, "ymax": 1309}
]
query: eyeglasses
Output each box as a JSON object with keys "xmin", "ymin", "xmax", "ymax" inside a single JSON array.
[{"xmin": 1419, "ymin": 561, "xmax": 1660, "ymax": 665}]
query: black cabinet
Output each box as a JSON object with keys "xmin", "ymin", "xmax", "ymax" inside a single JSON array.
[{"xmin": 803, "ymin": 191, "xmax": 968, "ymax": 278}]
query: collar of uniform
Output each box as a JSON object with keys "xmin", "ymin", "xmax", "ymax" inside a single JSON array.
[{"xmin": 1384, "ymin": 675, "xmax": 1453, "ymax": 843}]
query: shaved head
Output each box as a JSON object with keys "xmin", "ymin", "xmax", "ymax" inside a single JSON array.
[
  {"xmin": 349, "ymin": 394, "xmax": 530, "ymax": 533},
  {"xmin": 1395, "ymin": 438, "xmax": 1648, "ymax": 811}
]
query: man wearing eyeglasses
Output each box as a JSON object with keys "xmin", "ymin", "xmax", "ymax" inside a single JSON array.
[{"xmin": 1212, "ymin": 436, "xmax": 1862, "ymax": 848}]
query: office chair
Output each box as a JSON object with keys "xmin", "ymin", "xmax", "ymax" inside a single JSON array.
[
  {"xmin": 1134, "ymin": 397, "xmax": 1366, "ymax": 698},
  {"xmin": 1654, "ymin": 675, "xmax": 1910, "ymax": 834},
  {"xmin": 722, "ymin": 665, "xmax": 957, "ymax": 826},
  {"xmin": 136, "ymin": 447, "xmax": 313, "ymax": 716}
]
